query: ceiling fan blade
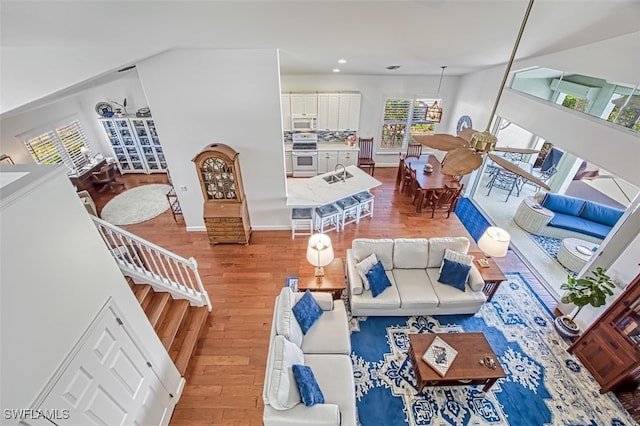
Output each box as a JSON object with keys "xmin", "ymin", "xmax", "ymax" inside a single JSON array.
[
  {"xmin": 488, "ymin": 153, "xmax": 551, "ymax": 190},
  {"xmin": 410, "ymin": 133, "xmax": 468, "ymax": 152},
  {"xmin": 441, "ymin": 147, "xmax": 483, "ymax": 176},
  {"xmin": 458, "ymin": 128, "xmax": 481, "ymax": 142},
  {"xmin": 493, "ymin": 146, "xmax": 540, "ymax": 154}
]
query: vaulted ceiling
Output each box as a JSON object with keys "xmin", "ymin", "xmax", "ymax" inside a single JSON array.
[{"xmin": 2, "ymin": 0, "xmax": 639, "ymax": 77}]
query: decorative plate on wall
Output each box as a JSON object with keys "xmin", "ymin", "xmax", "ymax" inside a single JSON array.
[
  {"xmin": 456, "ymin": 115, "xmax": 472, "ymax": 135},
  {"xmin": 95, "ymin": 102, "xmax": 114, "ymax": 117}
]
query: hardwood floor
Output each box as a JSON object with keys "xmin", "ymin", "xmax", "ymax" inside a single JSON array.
[{"xmin": 92, "ymin": 167, "xmax": 558, "ymax": 425}]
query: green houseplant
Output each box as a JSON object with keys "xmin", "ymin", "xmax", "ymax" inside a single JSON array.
[{"xmin": 555, "ymin": 266, "xmax": 616, "ymax": 337}]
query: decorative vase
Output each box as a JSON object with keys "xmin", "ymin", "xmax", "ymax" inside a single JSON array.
[{"xmin": 554, "ymin": 315, "xmax": 580, "ymax": 338}]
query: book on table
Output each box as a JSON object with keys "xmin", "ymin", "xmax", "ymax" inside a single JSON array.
[{"xmin": 421, "ymin": 336, "xmax": 458, "ymax": 377}]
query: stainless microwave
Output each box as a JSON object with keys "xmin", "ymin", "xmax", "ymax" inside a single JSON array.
[{"xmin": 291, "ymin": 116, "xmax": 317, "ymax": 131}]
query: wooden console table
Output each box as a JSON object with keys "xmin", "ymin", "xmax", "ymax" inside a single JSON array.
[{"xmin": 297, "ymin": 258, "xmax": 346, "ymax": 299}]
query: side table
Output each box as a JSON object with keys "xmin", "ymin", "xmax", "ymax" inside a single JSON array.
[
  {"xmin": 298, "ymin": 258, "xmax": 346, "ymax": 300},
  {"xmin": 557, "ymin": 238, "xmax": 598, "ymax": 273},
  {"xmin": 468, "ymin": 251, "xmax": 506, "ymax": 302}
]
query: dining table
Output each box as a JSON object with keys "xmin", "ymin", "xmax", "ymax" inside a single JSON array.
[{"xmin": 397, "ymin": 154, "xmax": 461, "ymax": 212}]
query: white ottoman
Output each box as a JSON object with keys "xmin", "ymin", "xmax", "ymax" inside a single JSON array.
[{"xmin": 557, "ymin": 237, "xmax": 598, "ymax": 273}]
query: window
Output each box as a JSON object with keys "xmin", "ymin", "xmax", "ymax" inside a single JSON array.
[
  {"xmin": 510, "ymin": 67, "xmax": 639, "ymax": 133},
  {"xmin": 23, "ymin": 118, "xmax": 92, "ymax": 175},
  {"xmin": 381, "ymin": 98, "xmax": 437, "ymax": 150}
]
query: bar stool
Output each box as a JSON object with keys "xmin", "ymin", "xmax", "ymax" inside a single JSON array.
[
  {"xmin": 291, "ymin": 208, "xmax": 314, "ymax": 239},
  {"xmin": 314, "ymin": 204, "xmax": 340, "ymax": 234},
  {"xmin": 336, "ymin": 196, "xmax": 360, "ymax": 230},
  {"xmin": 353, "ymin": 191, "xmax": 375, "ymax": 220}
]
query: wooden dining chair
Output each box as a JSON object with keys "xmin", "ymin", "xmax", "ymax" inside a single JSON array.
[
  {"xmin": 92, "ymin": 163, "xmax": 125, "ymax": 192},
  {"xmin": 424, "ymin": 184, "xmax": 464, "ymax": 218},
  {"xmin": 402, "ymin": 143, "xmax": 422, "ymax": 159},
  {"xmin": 357, "ymin": 137, "xmax": 376, "ymax": 176},
  {"xmin": 399, "ymin": 160, "xmax": 413, "ymax": 194}
]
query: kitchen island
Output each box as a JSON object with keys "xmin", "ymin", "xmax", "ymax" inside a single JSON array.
[{"xmin": 286, "ymin": 165, "xmax": 381, "ymax": 207}]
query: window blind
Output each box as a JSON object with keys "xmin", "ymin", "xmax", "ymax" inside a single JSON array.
[
  {"xmin": 381, "ymin": 98, "xmax": 438, "ymax": 149},
  {"xmin": 24, "ymin": 119, "xmax": 91, "ymax": 174}
]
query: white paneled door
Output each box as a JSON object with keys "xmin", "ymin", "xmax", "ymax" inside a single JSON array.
[{"xmin": 33, "ymin": 303, "xmax": 175, "ymax": 426}]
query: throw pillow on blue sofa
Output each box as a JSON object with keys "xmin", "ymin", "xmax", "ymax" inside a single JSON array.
[
  {"xmin": 542, "ymin": 193, "xmax": 585, "ymax": 216},
  {"xmin": 579, "ymin": 201, "xmax": 624, "ymax": 227}
]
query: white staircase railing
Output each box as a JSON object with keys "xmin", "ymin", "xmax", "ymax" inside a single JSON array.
[{"xmin": 92, "ymin": 216, "xmax": 212, "ymax": 311}]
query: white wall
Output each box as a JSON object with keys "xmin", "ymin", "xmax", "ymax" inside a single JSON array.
[
  {"xmin": 282, "ymin": 74, "xmax": 460, "ymax": 166},
  {"xmin": 0, "ymin": 165, "xmax": 181, "ymax": 413},
  {"xmin": 0, "ymin": 73, "xmax": 148, "ymax": 166},
  {"xmin": 135, "ymin": 48, "xmax": 287, "ymax": 230},
  {"xmin": 0, "ymin": 46, "xmax": 164, "ymax": 115}
]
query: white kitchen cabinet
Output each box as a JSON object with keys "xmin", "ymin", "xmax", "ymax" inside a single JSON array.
[
  {"xmin": 338, "ymin": 93, "xmax": 361, "ymax": 130},
  {"xmin": 338, "ymin": 150, "xmax": 358, "ymax": 168},
  {"xmin": 281, "ymin": 94, "xmax": 291, "ymax": 130},
  {"xmin": 290, "ymin": 93, "xmax": 318, "ymax": 116},
  {"xmin": 99, "ymin": 117, "xmax": 167, "ymax": 174},
  {"xmin": 317, "ymin": 151, "xmax": 339, "ymax": 174},
  {"xmin": 317, "ymin": 93, "xmax": 339, "ymax": 130},
  {"xmin": 285, "ymin": 151, "xmax": 293, "ymax": 176}
]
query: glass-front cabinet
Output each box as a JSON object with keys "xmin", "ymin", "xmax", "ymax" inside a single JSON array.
[
  {"xmin": 200, "ymin": 157, "xmax": 237, "ymax": 200},
  {"xmin": 99, "ymin": 117, "xmax": 167, "ymax": 174},
  {"xmin": 193, "ymin": 143, "xmax": 251, "ymax": 246},
  {"xmin": 569, "ymin": 274, "xmax": 640, "ymax": 394}
]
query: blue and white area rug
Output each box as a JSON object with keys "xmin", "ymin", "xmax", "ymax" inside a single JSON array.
[{"xmin": 350, "ymin": 273, "xmax": 636, "ymax": 425}]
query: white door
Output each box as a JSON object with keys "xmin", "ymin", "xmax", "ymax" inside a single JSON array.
[{"xmin": 34, "ymin": 304, "xmax": 174, "ymax": 426}]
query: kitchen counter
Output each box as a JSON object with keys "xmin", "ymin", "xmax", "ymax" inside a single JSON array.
[
  {"xmin": 286, "ymin": 165, "xmax": 381, "ymax": 207},
  {"xmin": 284, "ymin": 143, "xmax": 359, "ymax": 152}
]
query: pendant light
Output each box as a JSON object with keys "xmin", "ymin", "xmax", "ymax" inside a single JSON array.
[{"xmin": 425, "ymin": 66, "xmax": 446, "ymax": 123}]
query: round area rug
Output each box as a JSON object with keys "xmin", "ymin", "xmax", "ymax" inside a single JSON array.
[{"xmin": 101, "ymin": 184, "xmax": 172, "ymax": 225}]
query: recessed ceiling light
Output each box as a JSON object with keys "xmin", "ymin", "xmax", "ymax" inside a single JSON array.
[
  {"xmin": 386, "ymin": 65, "xmax": 401, "ymax": 70},
  {"xmin": 333, "ymin": 69, "xmax": 341, "ymax": 73},
  {"xmin": 338, "ymin": 59, "xmax": 347, "ymax": 64}
]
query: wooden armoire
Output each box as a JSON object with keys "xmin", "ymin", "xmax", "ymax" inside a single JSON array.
[{"xmin": 192, "ymin": 143, "xmax": 251, "ymax": 246}]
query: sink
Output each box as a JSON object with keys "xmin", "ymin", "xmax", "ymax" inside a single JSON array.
[{"xmin": 323, "ymin": 171, "xmax": 354, "ymax": 184}]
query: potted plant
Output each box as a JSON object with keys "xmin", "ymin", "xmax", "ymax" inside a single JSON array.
[{"xmin": 555, "ymin": 267, "xmax": 615, "ymax": 337}]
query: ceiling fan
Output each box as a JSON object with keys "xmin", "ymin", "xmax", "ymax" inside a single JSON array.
[{"xmin": 411, "ymin": 0, "xmax": 550, "ymax": 191}]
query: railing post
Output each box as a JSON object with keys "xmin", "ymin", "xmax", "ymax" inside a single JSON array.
[{"xmin": 91, "ymin": 216, "xmax": 211, "ymax": 310}]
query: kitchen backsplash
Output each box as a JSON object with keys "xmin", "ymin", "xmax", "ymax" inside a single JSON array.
[{"xmin": 284, "ymin": 130, "xmax": 357, "ymax": 144}]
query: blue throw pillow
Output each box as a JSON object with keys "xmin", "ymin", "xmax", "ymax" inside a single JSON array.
[
  {"xmin": 292, "ymin": 364, "xmax": 325, "ymax": 406},
  {"xmin": 579, "ymin": 201, "xmax": 624, "ymax": 227},
  {"xmin": 541, "ymin": 193, "xmax": 585, "ymax": 216},
  {"xmin": 438, "ymin": 258, "xmax": 471, "ymax": 291},
  {"xmin": 292, "ymin": 290, "xmax": 323, "ymax": 334},
  {"xmin": 366, "ymin": 261, "xmax": 392, "ymax": 297}
]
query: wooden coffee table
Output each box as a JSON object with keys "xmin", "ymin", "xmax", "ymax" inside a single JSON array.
[
  {"xmin": 297, "ymin": 257, "xmax": 346, "ymax": 299},
  {"xmin": 408, "ymin": 333, "xmax": 505, "ymax": 393}
]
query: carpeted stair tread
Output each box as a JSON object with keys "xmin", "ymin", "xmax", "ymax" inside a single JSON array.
[
  {"xmin": 157, "ymin": 299, "xmax": 190, "ymax": 351},
  {"xmin": 171, "ymin": 306, "xmax": 208, "ymax": 375},
  {"xmin": 133, "ymin": 284, "xmax": 153, "ymax": 305},
  {"xmin": 144, "ymin": 292, "xmax": 171, "ymax": 328}
]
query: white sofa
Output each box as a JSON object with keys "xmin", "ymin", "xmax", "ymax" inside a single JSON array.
[
  {"xmin": 262, "ymin": 287, "xmax": 357, "ymax": 426},
  {"xmin": 346, "ymin": 237, "xmax": 487, "ymax": 316}
]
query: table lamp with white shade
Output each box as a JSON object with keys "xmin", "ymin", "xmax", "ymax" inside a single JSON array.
[
  {"xmin": 306, "ymin": 233, "xmax": 334, "ymax": 277},
  {"xmin": 477, "ymin": 226, "xmax": 511, "ymax": 268}
]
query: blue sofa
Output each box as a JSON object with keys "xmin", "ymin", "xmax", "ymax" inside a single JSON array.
[{"xmin": 514, "ymin": 193, "xmax": 625, "ymax": 243}]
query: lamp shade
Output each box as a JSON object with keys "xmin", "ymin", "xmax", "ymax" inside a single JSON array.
[
  {"xmin": 306, "ymin": 233, "xmax": 334, "ymax": 267},
  {"xmin": 477, "ymin": 226, "xmax": 511, "ymax": 258}
]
